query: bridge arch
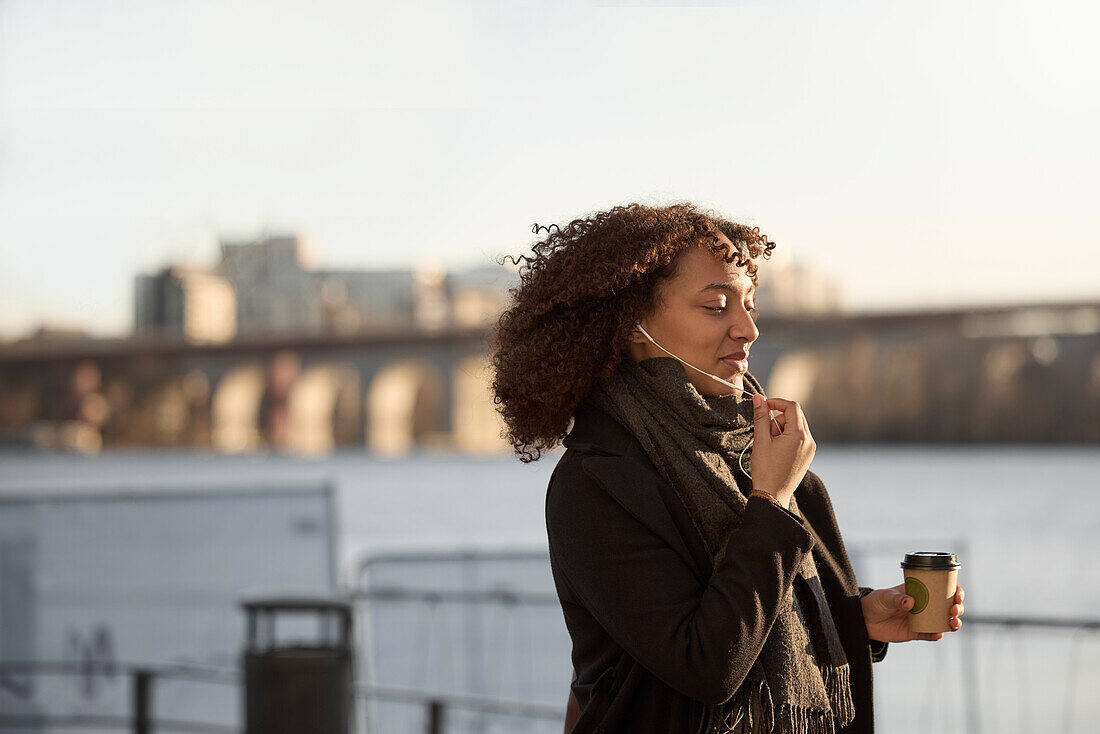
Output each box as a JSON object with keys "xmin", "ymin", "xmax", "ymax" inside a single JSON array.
[
  {"xmin": 366, "ymin": 360, "xmax": 447, "ymax": 455},
  {"xmin": 211, "ymin": 364, "xmax": 266, "ymax": 453},
  {"xmin": 287, "ymin": 362, "xmax": 361, "ymax": 455}
]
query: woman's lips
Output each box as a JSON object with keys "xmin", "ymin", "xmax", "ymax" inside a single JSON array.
[{"xmin": 720, "ymin": 356, "xmax": 748, "ymax": 371}]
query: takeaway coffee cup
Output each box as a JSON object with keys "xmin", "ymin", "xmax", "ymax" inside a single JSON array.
[{"xmin": 900, "ymin": 552, "xmax": 961, "ymax": 634}]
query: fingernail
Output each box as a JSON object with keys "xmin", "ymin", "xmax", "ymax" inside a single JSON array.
[{"xmin": 753, "ymin": 394, "xmax": 761, "ymax": 407}]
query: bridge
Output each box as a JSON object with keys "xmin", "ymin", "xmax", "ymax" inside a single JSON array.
[{"xmin": 1, "ymin": 300, "xmax": 1097, "ymax": 454}]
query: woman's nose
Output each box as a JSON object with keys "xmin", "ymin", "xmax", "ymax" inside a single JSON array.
[{"xmin": 730, "ymin": 310, "xmax": 759, "ymax": 341}]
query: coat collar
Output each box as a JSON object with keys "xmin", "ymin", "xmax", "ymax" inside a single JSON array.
[
  {"xmin": 562, "ymin": 398, "xmax": 705, "ymax": 575},
  {"xmin": 562, "ymin": 398, "xmax": 635, "ymax": 456}
]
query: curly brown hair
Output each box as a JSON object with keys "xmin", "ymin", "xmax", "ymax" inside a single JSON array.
[{"xmin": 489, "ymin": 201, "xmax": 776, "ymax": 462}]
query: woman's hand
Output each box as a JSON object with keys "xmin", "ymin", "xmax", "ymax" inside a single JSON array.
[
  {"xmin": 862, "ymin": 583, "xmax": 965, "ymax": 643},
  {"xmin": 750, "ymin": 395, "xmax": 816, "ymax": 510}
]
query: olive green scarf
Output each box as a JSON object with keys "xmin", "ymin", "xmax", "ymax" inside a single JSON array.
[{"xmin": 587, "ymin": 357, "xmax": 856, "ymax": 734}]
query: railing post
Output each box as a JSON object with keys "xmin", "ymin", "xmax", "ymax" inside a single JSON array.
[
  {"xmin": 133, "ymin": 668, "xmax": 153, "ymax": 734},
  {"xmin": 962, "ymin": 625, "xmax": 981, "ymax": 734},
  {"xmin": 955, "ymin": 537, "xmax": 980, "ymax": 734},
  {"xmin": 426, "ymin": 698, "xmax": 445, "ymax": 734}
]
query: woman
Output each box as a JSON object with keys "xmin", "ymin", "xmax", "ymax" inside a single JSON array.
[{"xmin": 489, "ymin": 202, "xmax": 965, "ymax": 734}]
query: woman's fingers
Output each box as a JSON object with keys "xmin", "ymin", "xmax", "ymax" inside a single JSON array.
[
  {"xmin": 951, "ymin": 585, "xmax": 965, "ymax": 629},
  {"xmin": 763, "ymin": 397, "xmax": 807, "ymax": 433},
  {"xmin": 916, "ymin": 619, "xmax": 962, "ymax": 640}
]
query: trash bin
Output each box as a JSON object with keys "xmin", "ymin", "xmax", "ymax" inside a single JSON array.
[{"xmin": 240, "ymin": 594, "xmax": 355, "ymax": 734}]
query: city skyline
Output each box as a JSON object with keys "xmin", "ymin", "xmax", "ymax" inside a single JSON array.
[{"xmin": 2, "ymin": 0, "xmax": 1098, "ymax": 339}]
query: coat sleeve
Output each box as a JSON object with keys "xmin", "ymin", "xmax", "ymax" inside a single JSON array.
[
  {"xmin": 858, "ymin": 587, "xmax": 890, "ymax": 663},
  {"xmin": 546, "ymin": 455, "xmax": 817, "ymax": 706}
]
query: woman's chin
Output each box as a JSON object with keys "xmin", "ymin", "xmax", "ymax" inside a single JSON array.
[
  {"xmin": 716, "ymin": 365, "xmax": 746, "ymax": 386},
  {"xmin": 696, "ymin": 378, "xmax": 745, "ymax": 399}
]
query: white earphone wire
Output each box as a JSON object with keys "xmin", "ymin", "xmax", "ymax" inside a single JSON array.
[{"xmin": 635, "ymin": 321, "xmax": 782, "ymax": 480}]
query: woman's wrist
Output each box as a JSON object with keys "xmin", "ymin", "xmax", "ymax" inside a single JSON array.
[{"xmin": 749, "ymin": 489, "xmax": 788, "ymax": 510}]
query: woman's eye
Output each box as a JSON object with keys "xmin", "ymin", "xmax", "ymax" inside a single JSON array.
[{"xmin": 705, "ymin": 304, "xmax": 758, "ymax": 318}]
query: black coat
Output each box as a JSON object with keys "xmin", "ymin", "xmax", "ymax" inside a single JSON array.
[{"xmin": 545, "ymin": 399, "xmax": 888, "ymax": 733}]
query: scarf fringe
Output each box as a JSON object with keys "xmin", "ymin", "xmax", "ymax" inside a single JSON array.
[
  {"xmin": 824, "ymin": 663, "xmax": 856, "ymax": 725},
  {"xmin": 706, "ymin": 663, "xmax": 856, "ymax": 734}
]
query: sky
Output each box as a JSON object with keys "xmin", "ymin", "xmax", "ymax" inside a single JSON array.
[{"xmin": 1, "ymin": 0, "xmax": 1097, "ymax": 338}]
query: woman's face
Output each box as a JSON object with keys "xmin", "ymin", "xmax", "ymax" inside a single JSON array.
[{"xmin": 627, "ymin": 236, "xmax": 760, "ymax": 398}]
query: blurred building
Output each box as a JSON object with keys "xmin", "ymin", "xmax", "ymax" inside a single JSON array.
[
  {"xmin": 314, "ymin": 266, "xmax": 450, "ymax": 333},
  {"xmin": 134, "ymin": 234, "xmax": 519, "ymax": 340},
  {"xmin": 134, "ymin": 265, "xmax": 237, "ymax": 343},
  {"xmin": 215, "ymin": 235, "xmax": 324, "ymax": 336},
  {"xmin": 216, "ymin": 234, "xmax": 457, "ymax": 335}
]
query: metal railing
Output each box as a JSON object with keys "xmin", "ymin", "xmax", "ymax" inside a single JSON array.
[
  {"xmin": 0, "ymin": 659, "xmax": 564, "ymax": 734},
  {"xmin": 0, "ymin": 660, "xmax": 240, "ymax": 734},
  {"xmin": 356, "ymin": 684, "xmax": 563, "ymax": 733},
  {"xmin": 3, "ymin": 542, "xmax": 1097, "ymax": 734},
  {"xmin": 7, "ymin": 614, "xmax": 1094, "ymax": 734}
]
